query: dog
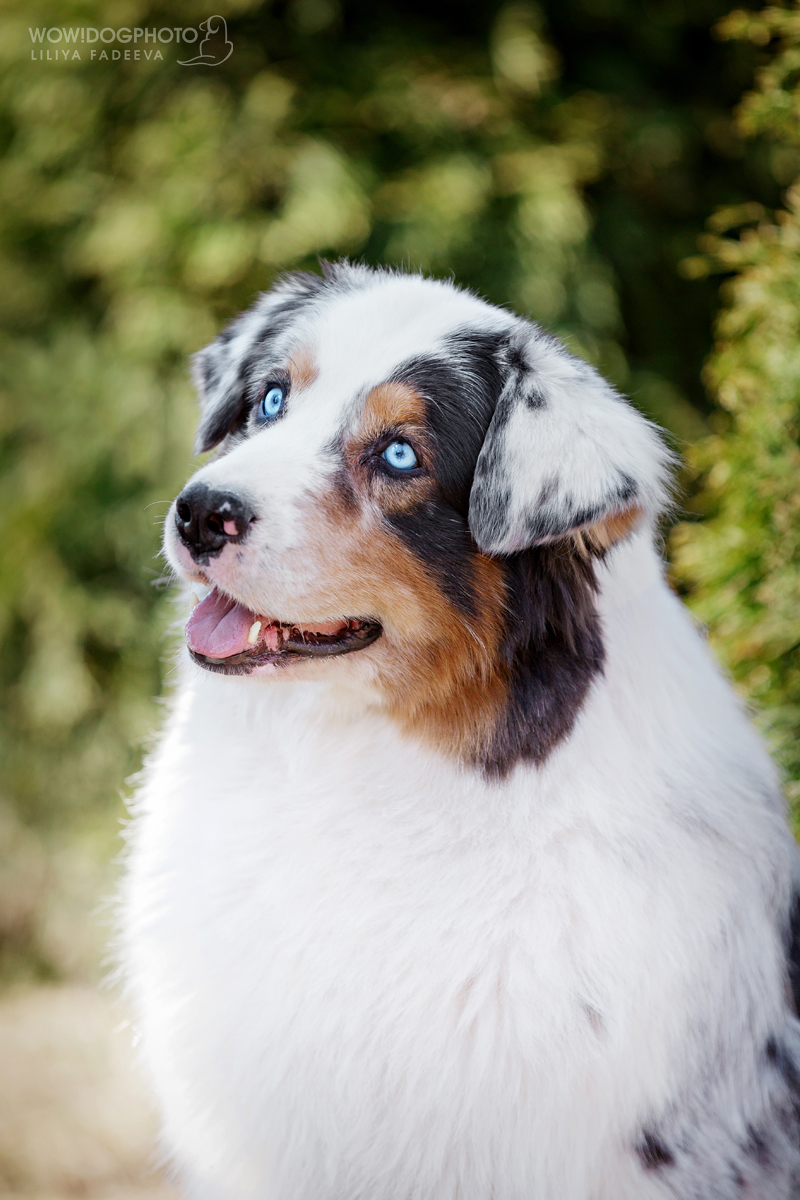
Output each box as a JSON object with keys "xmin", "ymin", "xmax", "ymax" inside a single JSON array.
[{"xmin": 123, "ymin": 262, "xmax": 800, "ymax": 1199}]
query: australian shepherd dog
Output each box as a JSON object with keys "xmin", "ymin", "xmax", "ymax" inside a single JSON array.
[{"xmin": 123, "ymin": 263, "xmax": 800, "ymax": 1199}]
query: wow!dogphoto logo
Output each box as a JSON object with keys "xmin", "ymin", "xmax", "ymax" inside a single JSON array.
[{"xmin": 29, "ymin": 16, "xmax": 233, "ymax": 65}]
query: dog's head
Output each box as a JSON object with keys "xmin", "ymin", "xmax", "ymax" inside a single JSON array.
[{"xmin": 165, "ymin": 263, "xmax": 671, "ymax": 775}]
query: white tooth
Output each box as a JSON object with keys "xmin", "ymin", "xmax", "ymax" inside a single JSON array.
[
  {"xmin": 247, "ymin": 620, "xmax": 262, "ymax": 645},
  {"xmin": 190, "ymin": 592, "xmax": 200, "ymax": 609},
  {"xmin": 193, "ymin": 583, "xmax": 210, "ymax": 602}
]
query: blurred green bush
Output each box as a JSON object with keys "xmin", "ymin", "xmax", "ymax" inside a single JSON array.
[
  {"xmin": 674, "ymin": 4, "xmax": 800, "ymax": 807},
  {"xmin": 0, "ymin": 0, "xmax": 797, "ymax": 977}
]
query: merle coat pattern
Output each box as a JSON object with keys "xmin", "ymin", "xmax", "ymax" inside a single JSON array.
[{"xmin": 123, "ymin": 263, "xmax": 800, "ymax": 1200}]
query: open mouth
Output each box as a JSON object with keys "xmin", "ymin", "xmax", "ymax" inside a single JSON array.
[{"xmin": 185, "ymin": 587, "xmax": 382, "ymax": 674}]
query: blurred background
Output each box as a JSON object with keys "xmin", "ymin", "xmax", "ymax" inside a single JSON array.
[{"xmin": 1, "ymin": 0, "xmax": 799, "ymax": 1194}]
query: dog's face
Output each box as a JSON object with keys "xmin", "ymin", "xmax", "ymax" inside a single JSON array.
[{"xmin": 165, "ymin": 264, "xmax": 670, "ymax": 775}]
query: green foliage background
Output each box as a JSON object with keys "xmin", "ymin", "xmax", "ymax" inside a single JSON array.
[
  {"xmin": 0, "ymin": 0, "xmax": 797, "ymax": 979},
  {"xmin": 674, "ymin": 5, "xmax": 800, "ymax": 805}
]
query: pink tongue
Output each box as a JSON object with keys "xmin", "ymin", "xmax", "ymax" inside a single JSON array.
[{"xmin": 186, "ymin": 589, "xmax": 259, "ymax": 658}]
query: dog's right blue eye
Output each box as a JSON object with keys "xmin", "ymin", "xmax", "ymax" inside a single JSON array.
[
  {"xmin": 257, "ymin": 385, "xmax": 284, "ymax": 423},
  {"xmin": 382, "ymin": 440, "xmax": 418, "ymax": 470}
]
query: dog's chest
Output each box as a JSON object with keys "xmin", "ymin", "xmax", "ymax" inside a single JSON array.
[{"xmin": 126, "ymin": 678, "xmax": 695, "ymax": 1197}]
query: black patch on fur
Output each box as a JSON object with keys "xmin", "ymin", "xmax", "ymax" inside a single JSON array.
[
  {"xmin": 201, "ymin": 356, "xmax": 219, "ymax": 391},
  {"xmin": 522, "ymin": 472, "xmax": 640, "ymax": 545},
  {"xmin": 391, "ymin": 328, "xmax": 507, "ymax": 516},
  {"xmin": 385, "ymin": 329, "xmax": 516, "ymax": 627},
  {"xmin": 767, "ymin": 1037, "xmax": 800, "ymax": 1099},
  {"xmin": 743, "ymin": 1124, "xmax": 772, "ymax": 1168},
  {"xmin": 785, "ymin": 893, "xmax": 800, "ymax": 1015},
  {"xmin": 525, "ymin": 384, "xmax": 546, "ymax": 410},
  {"xmin": 481, "ymin": 542, "xmax": 605, "ymax": 778},
  {"xmin": 388, "ymin": 501, "xmax": 479, "ymax": 618},
  {"xmin": 525, "ymin": 500, "xmax": 600, "ymax": 544},
  {"xmin": 280, "ymin": 269, "xmax": 327, "ymax": 300},
  {"xmin": 385, "ymin": 330, "xmax": 507, "ymax": 621},
  {"xmin": 617, "ymin": 471, "xmax": 638, "ymax": 504},
  {"xmin": 629, "ymin": 1044, "xmax": 800, "ymax": 1194},
  {"xmin": 507, "ymin": 340, "xmax": 528, "ymax": 376},
  {"xmin": 467, "ymin": 391, "xmax": 515, "ymax": 550},
  {"xmin": 764, "ymin": 1035, "xmax": 800, "ymax": 1152},
  {"xmin": 389, "ymin": 330, "xmax": 606, "ymax": 775},
  {"xmin": 197, "ymin": 383, "xmax": 248, "ymax": 453},
  {"xmin": 730, "ymin": 1165, "xmax": 747, "ymax": 1189},
  {"xmin": 195, "ymin": 273, "xmax": 327, "ymax": 452},
  {"xmin": 636, "ymin": 1129, "xmax": 676, "ymax": 1171}
]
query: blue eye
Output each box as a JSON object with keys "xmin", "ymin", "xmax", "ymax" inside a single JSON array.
[
  {"xmin": 257, "ymin": 385, "xmax": 284, "ymax": 422},
  {"xmin": 382, "ymin": 440, "xmax": 418, "ymax": 471}
]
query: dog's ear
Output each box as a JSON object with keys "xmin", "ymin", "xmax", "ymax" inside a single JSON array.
[
  {"xmin": 191, "ymin": 272, "xmax": 324, "ymax": 453},
  {"xmin": 468, "ymin": 324, "xmax": 673, "ymax": 555}
]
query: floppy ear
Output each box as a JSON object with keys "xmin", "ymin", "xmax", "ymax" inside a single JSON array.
[
  {"xmin": 468, "ymin": 323, "xmax": 673, "ymax": 555},
  {"xmin": 191, "ymin": 271, "xmax": 324, "ymax": 453}
]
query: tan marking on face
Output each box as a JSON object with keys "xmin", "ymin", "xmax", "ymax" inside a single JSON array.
[
  {"xmin": 574, "ymin": 503, "xmax": 645, "ymax": 555},
  {"xmin": 387, "ymin": 549, "xmax": 510, "ymax": 764},
  {"xmin": 291, "ymin": 482, "xmax": 511, "ymax": 766},
  {"xmin": 288, "ymin": 347, "xmax": 319, "ymax": 391},
  {"xmin": 359, "ymin": 381, "xmax": 426, "ymax": 439},
  {"xmin": 344, "ymin": 381, "xmax": 436, "ymax": 516}
]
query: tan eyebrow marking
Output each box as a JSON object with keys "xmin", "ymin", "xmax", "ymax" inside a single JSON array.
[
  {"xmin": 288, "ymin": 347, "xmax": 319, "ymax": 391},
  {"xmin": 343, "ymin": 381, "xmax": 433, "ymax": 515},
  {"xmin": 359, "ymin": 382, "xmax": 427, "ymax": 442}
]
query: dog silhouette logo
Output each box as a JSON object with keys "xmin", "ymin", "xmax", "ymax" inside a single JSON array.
[{"xmin": 178, "ymin": 16, "xmax": 233, "ymax": 66}]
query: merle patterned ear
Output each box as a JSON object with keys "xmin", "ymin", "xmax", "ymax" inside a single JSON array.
[
  {"xmin": 468, "ymin": 324, "xmax": 672, "ymax": 555},
  {"xmin": 191, "ymin": 272, "xmax": 324, "ymax": 453}
]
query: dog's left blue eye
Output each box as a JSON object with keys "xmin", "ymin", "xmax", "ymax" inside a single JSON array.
[
  {"xmin": 257, "ymin": 385, "xmax": 284, "ymax": 422},
  {"xmin": 382, "ymin": 440, "xmax": 418, "ymax": 470}
]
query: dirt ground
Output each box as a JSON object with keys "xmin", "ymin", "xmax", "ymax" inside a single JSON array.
[{"xmin": 0, "ymin": 983, "xmax": 179, "ymax": 1199}]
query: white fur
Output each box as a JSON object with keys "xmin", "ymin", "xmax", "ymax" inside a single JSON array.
[{"xmin": 122, "ymin": 269, "xmax": 800, "ymax": 1199}]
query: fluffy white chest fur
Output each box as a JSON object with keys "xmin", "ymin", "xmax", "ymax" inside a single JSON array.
[
  {"xmin": 124, "ymin": 539, "xmax": 798, "ymax": 1200},
  {"xmin": 122, "ymin": 266, "xmax": 800, "ymax": 1198}
]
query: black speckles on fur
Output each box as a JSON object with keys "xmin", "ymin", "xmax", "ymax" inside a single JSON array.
[
  {"xmin": 277, "ymin": 268, "xmax": 327, "ymax": 301},
  {"xmin": 525, "ymin": 500, "xmax": 603, "ymax": 544},
  {"xmin": 743, "ymin": 1124, "xmax": 772, "ymax": 1169},
  {"xmin": 506, "ymin": 340, "xmax": 528, "ymax": 376},
  {"xmin": 522, "ymin": 472, "xmax": 640, "ymax": 545},
  {"xmin": 637, "ymin": 1129, "xmax": 675, "ymax": 1170},
  {"xmin": 767, "ymin": 1036, "xmax": 798, "ymax": 1088},
  {"xmin": 466, "ymin": 391, "xmax": 515, "ymax": 548},
  {"xmin": 766, "ymin": 1035, "xmax": 800, "ymax": 1116},
  {"xmin": 632, "ymin": 1034, "xmax": 800, "ymax": 1198},
  {"xmin": 785, "ymin": 895, "xmax": 800, "ymax": 1016},
  {"xmin": 617, "ymin": 471, "xmax": 638, "ymax": 504},
  {"xmin": 524, "ymin": 383, "xmax": 547, "ymax": 410},
  {"xmin": 201, "ymin": 356, "xmax": 219, "ymax": 392}
]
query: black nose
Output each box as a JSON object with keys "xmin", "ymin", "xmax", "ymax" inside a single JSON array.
[{"xmin": 174, "ymin": 483, "xmax": 255, "ymax": 560}]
